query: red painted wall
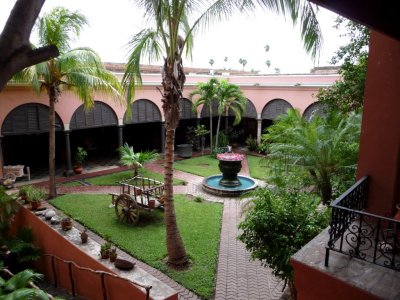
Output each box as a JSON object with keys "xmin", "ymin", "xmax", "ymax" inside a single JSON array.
[
  {"xmin": 357, "ymin": 31, "xmax": 400, "ymax": 216},
  {"xmin": 292, "ymin": 260, "xmax": 381, "ymax": 300},
  {"xmin": 12, "ymin": 205, "xmax": 177, "ymax": 300}
]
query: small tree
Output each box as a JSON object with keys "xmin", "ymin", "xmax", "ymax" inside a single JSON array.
[
  {"xmin": 239, "ymin": 188, "xmax": 329, "ymax": 299},
  {"xmin": 118, "ymin": 143, "xmax": 158, "ymax": 177}
]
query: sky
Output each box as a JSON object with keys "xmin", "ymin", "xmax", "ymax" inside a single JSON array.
[{"xmin": 0, "ymin": 1, "xmax": 347, "ymax": 74}]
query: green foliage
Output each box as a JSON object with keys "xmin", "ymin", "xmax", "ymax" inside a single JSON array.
[
  {"xmin": 5, "ymin": 228, "xmax": 42, "ymax": 264},
  {"xmin": 316, "ymin": 17, "xmax": 370, "ymax": 114},
  {"xmin": 0, "ymin": 188, "xmax": 18, "ymax": 237},
  {"xmin": 26, "ymin": 187, "xmax": 46, "ymax": 203},
  {"xmin": 0, "ymin": 269, "xmax": 48, "ymax": 299},
  {"xmin": 238, "ymin": 188, "xmax": 329, "ymax": 290},
  {"xmin": 265, "ymin": 109, "xmax": 361, "ymax": 204},
  {"xmin": 75, "ymin": 146, "xmax": 87, "ymax": 165},
  {"xmin": 245, "ymin": 135, "xmax": 258, "ymax": 151},
  {"xmin": 194, "ymin": 125, "xmax": 209, "ymax": 137},
  {"xmin": 216, "ymin": 131, "xmax": 229, "ymax": 148},
  {"xmin": 118, "ymin": 143, "xmax": 159, "ymax": 176},
  {"xmin": 50, "ymin": 194, "xmax": 223, "ymax": 299}
]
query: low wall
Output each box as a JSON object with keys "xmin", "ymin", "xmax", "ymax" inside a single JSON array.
[{"xmin": 12, "ymin": 205, "xmax": 176, "ymax": 300}]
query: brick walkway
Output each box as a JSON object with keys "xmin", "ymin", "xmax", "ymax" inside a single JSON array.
[{"xmin": 50, "ymin": 156, "xmax": 286, "ymax": 300}]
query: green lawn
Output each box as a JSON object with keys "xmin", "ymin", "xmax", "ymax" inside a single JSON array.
[
  {"xmin": 85, "ymin": 169, "xmax": 186, "ymax": 186},
  {"xmin": 50, "ymin": 194, "xmax": 222, "ymax": 299},
  {"xmin": 174, "ymin": 155, "xmax": 219, "ymax": 177},
  {"xmin": 246, "ymin": 155, "xmax": 269, "ymax": 181}
]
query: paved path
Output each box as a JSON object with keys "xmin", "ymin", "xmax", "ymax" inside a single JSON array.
[{"xmin": 53, "ymin": 156, "xmax": 285, "ymax": 300}]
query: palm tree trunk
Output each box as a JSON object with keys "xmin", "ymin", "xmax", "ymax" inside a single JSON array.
[
  {"xmin": 164, "ymin": 128, "xmax": 188, "ymax": 267},
  {"xmin": 209, "ymin": 105, "xmax": 213, "ymax": 151},
  {"xmin": 48, "ymin": 85, "xmax": 57, "ymax": 198},
  {"xmin": 161, "ymin": 57, "xmax": 188, "ymax": 268},
  {"xmin": 215, "ymin": 114, "xmax": 222, "ymax": 148}
]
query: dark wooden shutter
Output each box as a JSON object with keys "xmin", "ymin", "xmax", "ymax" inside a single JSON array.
[
  {"xmin": 261, "ymin": 99, "xmax": 292, "ymax": 120},
  {"xmin": 2, "ymin": 103, "xmax": 63, "ymax": 135}
]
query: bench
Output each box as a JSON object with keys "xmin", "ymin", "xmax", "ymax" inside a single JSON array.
[{"xmin": 3, "ymin": 165, "xmax": 30, "ymax": 181}]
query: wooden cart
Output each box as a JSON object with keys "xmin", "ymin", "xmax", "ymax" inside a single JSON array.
[{"xmin": 112, "ymin": 176, "xmax": 165, "ymax": 225}]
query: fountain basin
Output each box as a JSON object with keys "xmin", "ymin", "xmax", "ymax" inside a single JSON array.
[{"xmin": 202, "ymin": 175, "xmax": 257, "ymax": 197}]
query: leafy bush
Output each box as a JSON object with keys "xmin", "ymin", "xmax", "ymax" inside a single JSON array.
[
  {"xmin": 245, "ymin": 135, "xmax": 258, "ymax": 151},
  {"xmin": 215, "ymin": 131, "xmax": 229, "ymax": 147},
  {"xmin": 238, "ymin": 188, "xmax": 329, "ymax": 298},
  {"xmin": 0, "ymin": 187, "xmax": 19, "ymax": 236},
  {"xmin": 26, "ymin": 187, "xmax": 46, "ymax": 202}
]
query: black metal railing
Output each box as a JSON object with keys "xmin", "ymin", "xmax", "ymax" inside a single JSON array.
[{"xmin": 325, "ymin": 176, "xmax": 400, "ymax": 271}]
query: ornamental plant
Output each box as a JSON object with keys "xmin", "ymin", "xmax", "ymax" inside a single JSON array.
[
  {"xmin": 216, "ymin": 153, "xmax": 244, "ymax": 161},
  {"xmin": 238, "ymin": 188, "xmax": 329, "ymax": 299}
]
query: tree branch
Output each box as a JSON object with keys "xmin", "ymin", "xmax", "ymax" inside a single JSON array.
[{"xmin": 0, "ymin": 0, "xmax": 60, "ymax": 91}]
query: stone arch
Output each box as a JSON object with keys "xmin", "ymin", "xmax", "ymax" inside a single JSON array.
[
  {"xmin": 179, "ymin": 98, "xmax": 196, "ymax": 119},
  {"xmin": 70, "ymin": 101, "xmax": 118, "ymax": 129},
  {"xmin": 303, "ymin": 102, "xmax": 328, "ymax": 121},
  {"xmin": 201, "ymin": 98, "xmax": 256, "ymax": 118},
  {"xmin": 200, "ymin": 99, "xmax": 219, "ymax": 118},
  {"xmin": 261, "ymin": 98, "xmax": 293, "ymax": 120},
  {"xmin": 2, "ymin": 103, "xmax": 63, "ymax": 135},
  {"xmin": 243, "ymin": 99, "xmax": 257, "ymax": 118},
  {"xmin": 124, "ymin": 99, "xmax": 161, "ymax": 124}
]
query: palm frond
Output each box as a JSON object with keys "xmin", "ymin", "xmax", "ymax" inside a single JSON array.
[
  {"xmin": 37, "ymin": 7, "xmax": 88, "ymax": 53},
  {"xmin": 123, "ymin": 28, "xmax": 163, "ymax": 107}
]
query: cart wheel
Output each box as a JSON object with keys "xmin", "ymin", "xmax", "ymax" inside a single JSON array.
[{"xmin": 115, "ymin": 194, "xmax": 140, "ymax": 225}]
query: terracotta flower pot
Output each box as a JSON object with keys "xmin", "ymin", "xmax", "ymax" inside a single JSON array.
[
  {"xmin": 73, "ymin": 165, "xmax": 83, "ymax": 174},
  {"xmin": 30, "ymin": 201, "xmax": 41, "ymax": 210}
]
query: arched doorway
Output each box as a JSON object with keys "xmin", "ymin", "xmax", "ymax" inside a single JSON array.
[
  {"xmin": 70, "ymin": 101, "xmax": 119, "ymax": 161},
  {"xmin": 303, "ymin": 102, "xmax": 327, "ymax": 121},
  {"xmin": 261, "ymin": 98, "xmax": 293, "ymax": 131},
  {"xmin": 176, "ymin": 98, "xmax": 197, "ymax": 145},
  {"xmin": 1, "ymin": 103, "xmax": 64, "ymax": 169},
  {"xmin": 124, "ymin": 99, "xmax": 163, "ymax": 152}
]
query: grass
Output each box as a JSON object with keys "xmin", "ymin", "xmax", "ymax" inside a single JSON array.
[
  {"xmin": 50, "ymin": 194, "xmax": 222, "ymax": 299},
  {"xmin": 246, "ymin": 155, "xmax": 269, "ymax": 181},
  {"xmin": 174, "ymin": 155, "xmax": 219, "ymax": 177},
  {"xmin": 85, "ymin": 169, "xmax": 186, "ymax": 186}
]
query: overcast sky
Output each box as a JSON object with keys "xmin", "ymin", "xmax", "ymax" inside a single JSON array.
[{"xmin": 1, "ymin": 1, "xmax": 347, "ymax": 74}]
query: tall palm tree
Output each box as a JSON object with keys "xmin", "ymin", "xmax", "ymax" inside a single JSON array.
[
  {"xmin": 190, "ymin": 78, "xmax": 219, "ymax": 151},
  {"xmin": 122, "ymin": 0, "xmax": 323, "ymax": 268},
  {"xmin": 14, "ymin": 7, "xmax": 122, "ymax": 198},
  {"xmin": 215, "ymin": 80, "xmax": 246, "ymax": 147}
]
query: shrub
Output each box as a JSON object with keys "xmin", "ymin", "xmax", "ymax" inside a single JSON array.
[
  {"xmin": 238, "ymin": 188, "xmax": 329, "ymax": 299},
  {"xmin": 245, "ymin": 135, "xmax": 258, "ymax": 151}
]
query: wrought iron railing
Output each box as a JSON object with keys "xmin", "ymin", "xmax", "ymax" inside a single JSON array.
[{"xmin": 325, "ymin": 176, "xmax": 400, "ymax": 271}]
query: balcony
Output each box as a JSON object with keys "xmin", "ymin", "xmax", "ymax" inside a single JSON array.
[
  {"xmin": 292, "ymin": 176, "xmax": 400, "ymax": 300},
  {"xmin": 326, "ymin": 176, "xmax": 400, "ymax": 271}
]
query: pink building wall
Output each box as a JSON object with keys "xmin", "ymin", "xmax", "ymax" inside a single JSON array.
[{"xmin": 0, "ymin": 73, "xmax": 338, "ymax": 133}]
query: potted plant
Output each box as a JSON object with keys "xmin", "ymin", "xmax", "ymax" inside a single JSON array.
[
  {"xmin": 80, "ymin": 228, "xmax": 88, "ymax": 244},
  {"xmin": 26, "ymin": 186, "xmax": 46, "ymax": 210},
  {"xmin": 61, "ymin": 216, "xmax": 72, "ymax": 231},
  {"xmin": 99, "ymin": 241, "xmax": 111, "ymax": 259},
  {"xmin": 73, "ymin": 146, "xmax": 87, "ymax": 174},
  {"xmin": 195, "ymin": 125, "xmax": 210, "ymax": 154},
  {"xmin": 109, "ymin": 247, "xmax": 117, "ymax": 262},
  {"xmin": 18, "ymin": 185, "xmax": 33, "ymax": 202}
]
